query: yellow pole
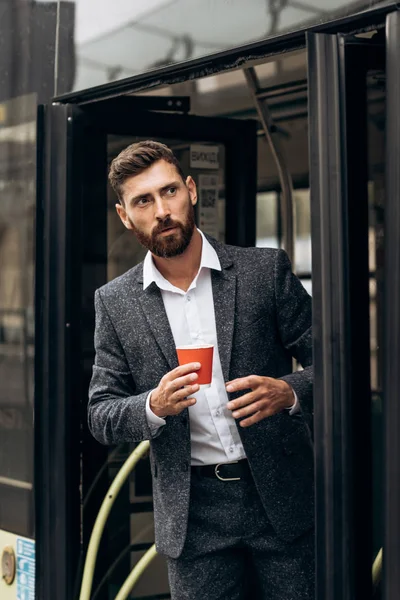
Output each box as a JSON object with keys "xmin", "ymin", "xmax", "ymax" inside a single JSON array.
[
  {"xmin": 372, "ymin": 547, "xmax": 383, "ymax": 588},
  {"xmin": 114, "ymin": 544, "xmax": 158, "ymax": 600},
  {"xmin": 79, "ymin": 440, "xmax": 151, "ymax": 600}
]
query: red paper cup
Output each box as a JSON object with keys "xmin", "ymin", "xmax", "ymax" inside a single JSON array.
[{"xmin": 176, "ymin": 344, "xmax": 214, "ymax": 387}]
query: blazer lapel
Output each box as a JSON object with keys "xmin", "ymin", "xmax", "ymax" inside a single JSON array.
[
  {"xmin": 136, "ymin": 280, "xmax": 178, "ymax": 371},
  {"xmin": 210, "ymin": 246, "xmax": 236, "ymax": 383},
  {"xmin": 132, "ymin": 236, "xmax": 236, "ymax": 379}
]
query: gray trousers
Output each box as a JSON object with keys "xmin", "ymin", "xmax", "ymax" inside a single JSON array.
[{"xmin": 167, "ymin": 470, "xmax": 314, "ymax": 600}]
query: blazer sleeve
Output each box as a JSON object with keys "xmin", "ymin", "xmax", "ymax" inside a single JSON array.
[
  {"xmin": 88, "ymin": 289, "xmax": 153, "ymax": 445},
  {"xmin": 274, "ymin": 249, "xmax": 313, "ymax": 415}
]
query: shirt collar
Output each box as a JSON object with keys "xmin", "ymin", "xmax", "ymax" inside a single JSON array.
[{"xmin": 143, "ymin": 229, "xmax": 221, "ymax": 291}]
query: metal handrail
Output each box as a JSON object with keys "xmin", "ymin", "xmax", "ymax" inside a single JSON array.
[
  {"xmin": 79, "ymin": 440, "xmax": 157, "ymax": 600},
  {"xmin": 372, "ymin": 547, "xmax": 383, "ymax": 591},
  {"xmin": 114, "ymin": 545, "xmax": 158, "ymax": 600},
  {"xmin": 92, "ymin": 539, "xmax": 154, "ymax": 600},
  {"xmin": 83, "ymin": 445, "xmax": 121, "ymax": 509},
  {"xmin": 243, "ymin": 66, "xmax": 295, "ymax": 267}
]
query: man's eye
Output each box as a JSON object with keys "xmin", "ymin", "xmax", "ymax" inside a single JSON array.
[
  {"xmin": 166, "ymin": 187, "xmax": 177, "ymax": 196},
  {"xmin": 137, "ymin": 197, "xmax": 149, "ymax": 206}
]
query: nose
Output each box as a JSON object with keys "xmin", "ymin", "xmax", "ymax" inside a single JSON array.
[{"xmin": 154, "ymin": 197, "xmax": 171, "ymax": 221}]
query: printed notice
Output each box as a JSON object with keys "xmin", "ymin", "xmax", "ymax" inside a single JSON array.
[
  {"xmin": 16, "ymin": 537, "xmax": 35, "ymax": 600},
  {"xmin": 190, "ymin": 145, "xmax": 219, "ymax": 169},
  {"xmin": 198, "ymin": 174, "xmax": 219, "ymax": 238}
]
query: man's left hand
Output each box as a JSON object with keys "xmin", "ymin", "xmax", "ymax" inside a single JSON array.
[{"xmin": 225, "ymin": 376, "xmax": 294, "ymax": 428}]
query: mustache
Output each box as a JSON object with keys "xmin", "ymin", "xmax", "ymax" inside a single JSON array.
[{"xmin": 152, "ymin": 218, "xmax": 181, "ymax": 236}]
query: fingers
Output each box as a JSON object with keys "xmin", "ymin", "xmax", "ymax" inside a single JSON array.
[
  {"xmin": 225, "ymin": 375, "xmax": 261, "ymax": 393},
  {"xmin": 226, "ymin": 391, "xmax": 256, "ymax": 411},
  {"xmin": 173, "ymin": 384, "xmax": 199, "ymax": 402},
  {"xmin": 169, "ymin": 371, "xmax": 199, "ymax": 393},
  {"xmin": 152, "ymin": 363, "xmax": 202, "ymax": 417},
  {"xmin": 171, "ymin": 396, "xmax": 197, "ymax": 414},
  {"xmin": 239, "ymin": 409, "xmax": 274, "ymax": 428},
  {"xmin": 169, "ymin": 362, "xmax": 201, "ymax": 380},
  {"xmin": 230, "ymin": 399, "xmax": 265, "ymax": 419},
  {"xmin": 225, "ymin": 375, "xmax": 275, "ymax": 426}
]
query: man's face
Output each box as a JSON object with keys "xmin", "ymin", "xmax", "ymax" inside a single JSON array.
[{"xmin": 116, "ymin": 159, "xmax": 197, "ymax": 258}]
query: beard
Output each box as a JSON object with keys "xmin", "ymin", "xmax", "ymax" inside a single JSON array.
[{"xmin": 129, "ymin": 200, "xmax": 196, "ymax": 258}]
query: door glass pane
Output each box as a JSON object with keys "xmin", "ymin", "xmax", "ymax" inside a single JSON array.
[
  {"xmin": 300, "ymin": 278, "xmax": 312, "ymax": 296},
  {"xmin": 256, "ymin": 191, "xmax": 279, "ymax": 248},
  {"xmin": 367, "ymin": 62, "xmax": 385, "ymax": 567},
  {"xmin": 294, "ymin": 189, "xmax": 312, "ymax": 275},
  {"xmin": 294, "ymin": 189, "xmax": 312, "ymax": 295},
  {"xmin": 0, "ymin": 94, "xmax": 36, "ymax": 537}
]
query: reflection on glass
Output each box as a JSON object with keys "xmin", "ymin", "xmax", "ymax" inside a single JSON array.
[
  {"xmin": 63, "ymin": 0, "xmax": 378, "ymax": 94},
  {"xmin": 300, "ymin": 279, "xmax": 312, "ymax": 296},
  {"xmin": 294, "ymin": 189, "xmax": 311, "ymax": 275},
  {"xmin": 256, "ymin": 192, "xmax": 278, "ymax": 249},
  {"xmin": 257, "ymin": 190, "xmax": 311, "ymax": 293},
  {"xmin": 367, "ymin": 66, "xmax": 385, "ymax": 568},
  {"xmin": 0, "ymin": 94, "xmax": 36, "ymax": 537}
]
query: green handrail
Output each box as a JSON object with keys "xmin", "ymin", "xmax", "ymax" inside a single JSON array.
[
  {"xmin": 114, "ymin": 544, "xmax": 158, "ymax": 600},
  {"xmin": 372, "ymin": 547, "xmax": 383, "ymax": 589},
  {"xmin": 79, "ymin": 440, "xmax": 155, "ymax": 600}
]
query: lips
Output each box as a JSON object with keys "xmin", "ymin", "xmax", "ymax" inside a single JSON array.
[{"xmin": 159, "ymin": 226, "xmax": 177, "ymax": 234}]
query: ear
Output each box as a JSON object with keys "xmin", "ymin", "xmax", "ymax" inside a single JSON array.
[
  {"xmin": 115, "ymin": 203, "xmax": 134, "ymax": 230},
  {"xmin": 186, "ymin": 176, "xmax": 197, "ymax": 206}
]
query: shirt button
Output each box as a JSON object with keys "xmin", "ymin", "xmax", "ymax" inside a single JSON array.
[
  {"xmin": 215, "ymin": 410, "xmax": 220, "ymax": 417},
  {"xmin": 186, "ymin": 296, "xmax": 191, "ymax": 302},
  {"xmin": 229, "ymin": 447, "xmax": 234, "ymax": 453}
]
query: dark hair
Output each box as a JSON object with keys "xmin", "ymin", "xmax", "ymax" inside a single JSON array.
[{"xmin": 108, "ymin": 140, "xmax": 185, "ymax": 204}]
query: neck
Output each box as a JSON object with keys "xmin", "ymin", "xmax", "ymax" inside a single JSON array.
[{"xmin": 152, "ymin": 228, "xmax": 202, "ymax": 291}]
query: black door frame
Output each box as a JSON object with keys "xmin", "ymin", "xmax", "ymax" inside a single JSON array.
[
  {"xmin": 308, "ymin": 29, "xmax": 377, "ymax": 599},
  {"xmin": 383, "ymin": 10, "xmax": 400, "ymax": 600},
  {"xmin": 35, "ymin": 101, "xmax": 257, "ymax": 600},
  {"xmin": 53, "ymin": 3, "xmax": 399, "ymax": 105},
  {"xmin": 308, "ymin": 14, "xmax": 400, "ymax": 599}
]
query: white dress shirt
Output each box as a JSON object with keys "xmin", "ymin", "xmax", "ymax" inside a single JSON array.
[{"xmin": 144, "ymin": 230, "xmax": 298, "ymax": 466}]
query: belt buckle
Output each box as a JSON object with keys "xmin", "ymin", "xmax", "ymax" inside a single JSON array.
[{"xmin": 215, "ymin": 461, "xmax": 241, "ymax": 482}]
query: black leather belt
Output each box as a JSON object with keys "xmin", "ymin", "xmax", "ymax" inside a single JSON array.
[{"xmin": 191, "ymin": 459, "xmax": 252, "ymax": 482}]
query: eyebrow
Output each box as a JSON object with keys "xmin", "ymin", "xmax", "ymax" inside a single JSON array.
[{"xmin": 128, "ymin": 180, "xmax": 181, "ymax": 206}]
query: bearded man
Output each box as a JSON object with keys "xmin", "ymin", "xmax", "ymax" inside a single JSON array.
[{"xmin": 88, "ymin": 140, "xmax": 314, "ymax": 600}]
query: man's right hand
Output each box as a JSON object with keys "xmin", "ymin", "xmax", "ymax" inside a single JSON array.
[{"xmin": 150, "ymin": 362, "xmax": 201, "ymax": 418}]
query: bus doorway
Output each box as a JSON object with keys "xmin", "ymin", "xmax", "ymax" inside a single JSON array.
[{"xmin": 35, "ymin": 101, "xmax": 257, "ymax": 600}]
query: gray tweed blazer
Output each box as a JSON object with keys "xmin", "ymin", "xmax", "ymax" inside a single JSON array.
[{"xmin": 88, "ymin": 235, "xmax": 314, "ymax": 558}]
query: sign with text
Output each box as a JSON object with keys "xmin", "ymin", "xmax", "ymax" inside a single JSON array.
[
  {"xmin": 198, "ymin": 174, "xmax": 219, "ymax": 238},
  {"xmin": 190, "ymin": 145, "xmax": 219, "ymax": 170},
  {"xmin": 16, "ymin": 538, "xmax": 35, "ymax": 600}
]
